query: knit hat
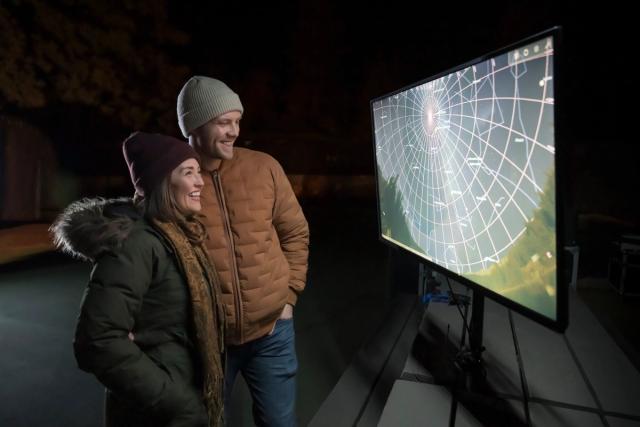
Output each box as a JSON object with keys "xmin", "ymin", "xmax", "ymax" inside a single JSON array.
[
  {"xmin": 177, "ymin": 76, "xmax": 244, "ymax": 138},
  {"xmin": 122, "ymin": 132, "xmax": 198, "ymax": 197}
]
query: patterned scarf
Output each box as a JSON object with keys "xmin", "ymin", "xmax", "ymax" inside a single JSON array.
[{"xmin": 151, "ymin": 218, "xmax": 225, "ymax": 427}]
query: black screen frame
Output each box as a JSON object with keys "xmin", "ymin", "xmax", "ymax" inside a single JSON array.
[{"xmin": 370, "ymin": 26, "xmax": 567, "ymax": 332}]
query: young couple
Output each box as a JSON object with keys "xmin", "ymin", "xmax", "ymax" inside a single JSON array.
[{"xmin": 52, "ymin": 77, "xmax": 309, "ymax": 427}]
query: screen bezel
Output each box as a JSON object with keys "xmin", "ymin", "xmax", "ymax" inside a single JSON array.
[{"xmin": 370, "ymin": 26, "xmax": 567, "ymax": 332}]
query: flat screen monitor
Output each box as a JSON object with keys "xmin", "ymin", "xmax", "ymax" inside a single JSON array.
[{"xmin": 371, "ymin": 27, "xmax": 567, "ymax": 331}]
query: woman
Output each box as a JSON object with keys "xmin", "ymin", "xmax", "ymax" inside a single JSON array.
[{"xmin": 51, "ymin": 132, "xmax": 225, "ymax": 427}]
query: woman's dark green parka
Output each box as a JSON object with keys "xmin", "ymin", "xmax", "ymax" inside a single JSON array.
[{"xmin": 53, "ymin": 198, "xmax": 208, "ymax": 427}]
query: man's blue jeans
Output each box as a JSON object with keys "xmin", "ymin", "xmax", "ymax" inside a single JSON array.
[{"xmin": 224, "ymin": 318, "xmax": 298, "ymax": 427}]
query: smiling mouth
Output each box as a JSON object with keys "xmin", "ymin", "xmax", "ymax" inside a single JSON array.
[{"xmin": 189, "ymin": 191, "xmax": 201, "ymax": 199}]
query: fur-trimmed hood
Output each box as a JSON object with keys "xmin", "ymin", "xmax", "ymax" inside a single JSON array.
[{"xmin": 50, "ymin": 197, "xmax": 142, "ymax": 262}]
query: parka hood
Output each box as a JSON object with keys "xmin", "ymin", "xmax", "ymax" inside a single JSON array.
[{"xmin": 50, "ymin": 197, "xmax": 142, "ymax": 262}]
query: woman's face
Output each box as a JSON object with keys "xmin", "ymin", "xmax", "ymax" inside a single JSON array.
[{"xmin": 170, "ymin": 158, "xmax": 204, "ymax": 216}]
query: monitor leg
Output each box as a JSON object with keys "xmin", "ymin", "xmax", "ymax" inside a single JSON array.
[
  {"xmin": 468, "ymin": 292, "xmax": 486, "ymax": 392},
  {"xmin": 470, "ymin": 292, "xmax": 484, "ymax": 357}
]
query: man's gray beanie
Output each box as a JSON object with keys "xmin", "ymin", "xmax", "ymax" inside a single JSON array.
[{"xmin": 177, "ymin": 76, "xmax": 244, "ymax": 138}]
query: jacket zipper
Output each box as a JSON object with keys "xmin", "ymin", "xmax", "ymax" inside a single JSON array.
[{"xmin": 212, "ymin": 170, "xmax": 243, "ymax": 343}]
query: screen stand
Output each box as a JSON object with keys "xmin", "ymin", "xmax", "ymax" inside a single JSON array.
[
  {"xmin": 468, "ymin": 292, "xmax": 485, "ymax": 390},
  {"xmin": 449, "ymin": 291, "xmax": 486, "ymax": 426},
  {"xmin": 445, "ymin": 285, "xmax": 486, "ymax": 391},
  {"xmin": 470, "ymin": 292, "xmax": 484, "ymax": 358}
]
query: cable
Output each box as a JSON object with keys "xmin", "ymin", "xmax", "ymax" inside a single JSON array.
[
  {"xmin": 444, "ymin": 275, "xmax": 474, "ymax": 427},
  {"xmin": 444, "ymin": 275, "xmax": 473, "ymax": 340}
]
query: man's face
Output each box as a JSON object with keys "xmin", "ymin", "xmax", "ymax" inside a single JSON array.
[{"xmin": 190, "ymin": 110, "xmax": 242, "ymax": 161}]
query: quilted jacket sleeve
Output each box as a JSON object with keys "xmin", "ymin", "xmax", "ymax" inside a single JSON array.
[
  {"xmin": 271, "ymin": 159, "xmax": 310, "ymax": 305},
  {"xmin": 73, "ymin": 231, "xmax": 206, "ymax": 425}
]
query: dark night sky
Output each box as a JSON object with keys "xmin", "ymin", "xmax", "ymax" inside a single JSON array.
[
  {"xmin": 1, "ymin": 0, "xmax": 638, "ymax": 224},
  {"xmin": 169, "ymin": 1, "xmax": 638, "ymax": 226},
  {"xmin": 4, "ymin": 1, "xmax": 636, "ymax": 163},
  {"xmin": 168, "ymin": 0, "xmax": 635, "ymax": 140},
  {"xmin": 169, "ymin": 1, "xmax": 635, "ymax": 178}
]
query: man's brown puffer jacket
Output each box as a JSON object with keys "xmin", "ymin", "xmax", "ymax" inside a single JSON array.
[{"xmin": 199, "ymin": 147, "xmax": 309, "ymax": 345}]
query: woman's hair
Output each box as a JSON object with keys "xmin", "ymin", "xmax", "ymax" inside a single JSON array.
[
  {"xmin": 135, "ymin": 175, "xmax": 206, "ymax": 244},
  {"xmin": 143, "ymin": 176, "xmax": 178, "ymax": 222}
]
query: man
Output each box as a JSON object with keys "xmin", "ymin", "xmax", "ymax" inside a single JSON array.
[{"xmin": 177, "ymin": 76, "xmax": 309, "ymax": 427}]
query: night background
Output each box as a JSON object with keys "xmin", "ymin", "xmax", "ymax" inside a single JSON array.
[
  {"xmin": 1, "ymin": 0, "xmax": 638, "ymax": 232},
  {"xmin": 1, "ymin": 0, "xmax": 639, "ymax": 426}
]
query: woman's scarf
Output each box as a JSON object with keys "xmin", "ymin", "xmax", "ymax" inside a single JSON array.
[{"xmin": 152, "ymin": 218, "xmax": 225, "ymax": 427}]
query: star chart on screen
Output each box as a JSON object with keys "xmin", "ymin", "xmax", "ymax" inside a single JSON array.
[{"xmin": 373, "ymin": 36, "xmax": 557, "ymax": 319}]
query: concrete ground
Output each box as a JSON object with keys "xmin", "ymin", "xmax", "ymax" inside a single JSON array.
[
  {"xmin": 0, "ymin": 198, "xmax": 393, "ymax": 427},
  {"xmin": 1, "ymin": 197, "xmax": 638, "ymax": 426}
]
